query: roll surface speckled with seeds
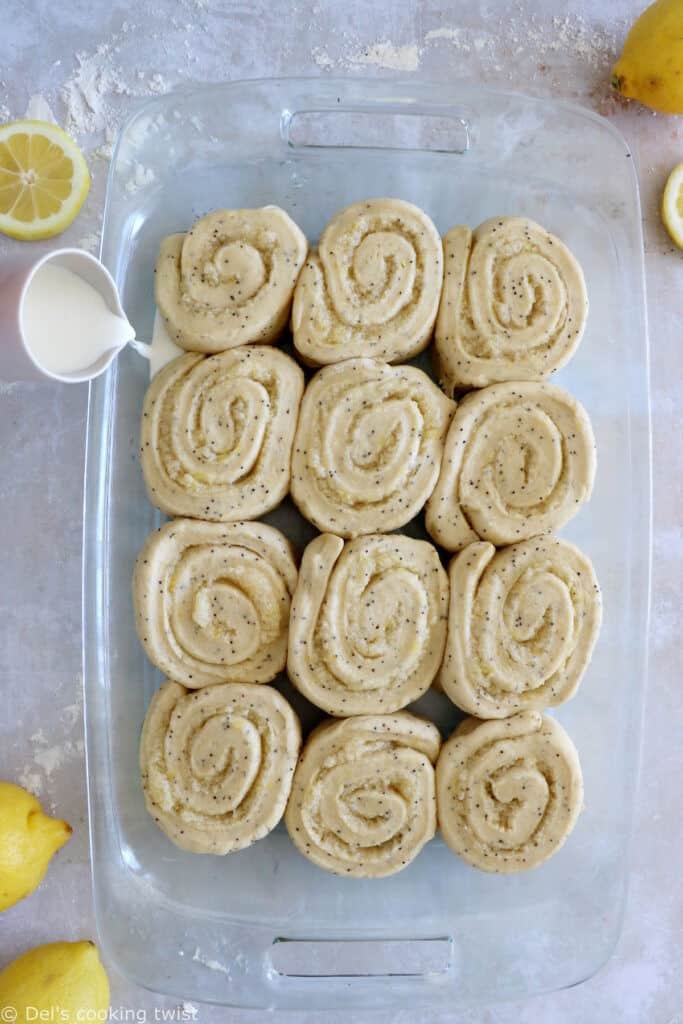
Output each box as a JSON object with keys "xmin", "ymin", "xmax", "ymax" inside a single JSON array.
[
  {"xmin": 425, "ymin": 380, "xmax": 595, "ymax": 551},
  {"xmin": 436, "ymin": 711, "xmax": 583, "ymax": 873},
  {"xmin": 434, "ymin": 217, "xmax": 588, "ymax": 391},
  {"xmin": 132, "ymin": 519, "xmax": 297, "ymax": 687},
  {"xmin": 439, "ymin": 536, "xmax": 602, "ymax": 717},
  {"xmin": 155, "ymin": 206, "xmax": 307, "ymax": 352},
  {"xmin": 291, "ymin": 358, "xmax": 455, "ymax": 537},
  {"xmin": 139, "ymin": 346, "xmax": 303, "ymax": 521},
  {"xmin": 285, "ymin": 713, "xmax": 441, "ymax": 877},
  {"xmin": 292, "ymin": 198, "xmax": 443, "ymax": 365},
  {"xmin": 140, "ymin": 680, "xmax": 301, "ymax": 854},
  {"xmin": 288, "ymin": 533, "xmax": 449, "ymax": 715}
]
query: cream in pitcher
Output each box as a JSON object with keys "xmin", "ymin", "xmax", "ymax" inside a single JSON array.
[
  {"xmin": 21, "ymin": 261, "xmax": 135, "ymax": 376},
  {"xmin": 0, "ymin": 247, "xmax": 182, "ymax": 383}
]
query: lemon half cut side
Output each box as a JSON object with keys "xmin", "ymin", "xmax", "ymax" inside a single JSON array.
[
  {"xmin": 0, "ymin": 120, "xmax": 90, "ymax": 240},
  {"xmin": 662, "ymin": 161, "xmax": 683, "ymax": 250}
]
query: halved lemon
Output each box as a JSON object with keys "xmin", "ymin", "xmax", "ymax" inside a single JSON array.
[
  {"xmin": 0, "ymin": 120, "xmax": 90, "ymax": 240},
  {"xmin": 662, "ymin": 161, "xmax": 683, "ymax": 251}
]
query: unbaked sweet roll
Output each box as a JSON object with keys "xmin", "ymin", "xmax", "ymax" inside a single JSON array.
[
  {"xmin": 288, "ymin": 533, "xmax": 449, "ymax": 715},
  {"xmin": 156, "ymin": 206, "xmax": 307, "ymax": 352},
  {"xmin": 140, "ymin": 680, "xmax": 301, "ymax": 854},
  {"xmin": 285, "ymin": 713, "xmax": 441, "ymax": 878},
  {"xmin": 292, "ymin": 198, "xmax": 443, "ymax": 365},
  {"xmin": 434, "ymin": 217, "xmax": 588, "ymax": 392},
  {"xmin": 140, "ymin": 346, "xmax": 304, "ymax": 521},
  {"xmin": 425, "ymin": 381, "xmax": 596, "ymax": 551},
  {"xmin": 132, "ymin": 519, "xmax": 297, "ymax": 688},
  {"xmin": 439, "ymin": 537, "xmax": 602, "ymax": 717},
  {"xmin": 436, "ymin": 711, "xmax": 583, "ymax": 873},
  {"xmin": 291, "ymin": 358, "xmax": 455, "ymax": 536}
]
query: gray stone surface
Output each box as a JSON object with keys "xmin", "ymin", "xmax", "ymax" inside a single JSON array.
[{"xmin": 1, "ymin": 0, "xmax": 681, "ymax": 1020}]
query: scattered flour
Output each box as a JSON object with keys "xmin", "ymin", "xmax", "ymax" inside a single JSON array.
[
  {"xmin": 77, "ymin": 232, "xmax": 101, "ymax": 254},
  {"xmin": 147, "ymin": 72, "xmax": 170, "ymax": 95},
  {"xmin": 347, "ymin": 41, "xmax": 422, "ymax": 72},
  {"xmin": 422, "ymin": 12, "xmax": 621, "ymax": 71},
  {"xmin": 60, "ymin": 701, "xmax": 83, "ymax": 730},
  {"xmin": 93, "ymin": 126, "xmax": 118, "ymax": 162},
  {"xmin": 192, "ymin": 946, "xmax": 231, "ymax": 976},
  {"xmin": 17, "ymin": 721, "xmax": 85, "ymax": 794},
  {"xmin": 24, "ymin": 94, "xmax": 57, "ymax": 123},
  {"xmin": 34, "ymin": 739, "xmax": 84, "ymax": 777},
  {"xmin": 311, "ymin": 46, "xmax": 334, "ymax": 69},
  {"xmin": 17, "ymin": 769, "xmax": 44, "ymax": 797},
  {"xmin": 425, "ymin": 27, "xmax": 470, "ymax": 52},
  {"xmin": 54, "ymin": 33, "xmax": 177, "ymax": 175},
  {"xmin": 308, "ymin": 11, "xmax": 627, "ymax": 114},
  {"xmin": 125, "ymin": 163, "xmax": 157, "ymax": 193},
  {"xmin": 60, "ymin": 44, "xmax": 129, "ymax": 137},
  {"xmin": 34, "ymin": 745, "xmax": 67, "ymax": 776}
]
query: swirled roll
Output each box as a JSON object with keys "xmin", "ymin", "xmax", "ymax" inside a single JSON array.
[
  {"xmin": 156, "ymin": 206, "xmax": 307, "ymax": 352},
  {"xmin": 140, "ymin": 346, "xmax": 304, "ymax": 521},
  {"xmin": 132, "ymin": 519, "xmax": 297, "ymax": 687},
  {"xmin": 436, "ymin": 711, "xmax": 583, "ymax": 873},
  {"xmin": 288, "ymin": 533, "xmax": 449, "ymax": 715},
  {"xmin": 425, "ymin": 381, "xmax": 596, "ymax": 551},
  {"xmin": 291, "ymin": 358, "xmax": 455, "ymax": 537},
  {"xmin": 439, "ymin": 537, "xmax": 602, "ymax": 718},
  {"xmin": 285, "ymin": 713, "xmax": 441, "ymax": 878},
  {"xmin": 140, "ymin": 680, "xmax": 301, "ymax": 854},
  {"xmin": 434, "ymin": 217, "xmax": 588, "ymax": 391},
  {"xmin": 292, "ymin": 198, "xmax": 443, "ymax": 365}
]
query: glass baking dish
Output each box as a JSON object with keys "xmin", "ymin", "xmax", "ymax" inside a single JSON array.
[{"xmin": 83, "ymin": 78, "xmax": 650, "ymax": 1011}]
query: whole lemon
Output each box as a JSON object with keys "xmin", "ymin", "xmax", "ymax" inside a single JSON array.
[
  {"xmin": 0, "ymin": 941, "xmax": 110, "ymax": 1022},
  {"xmin": 0, "ymin": 782, "xmax": 72, "ymax": 912},
  {"xmin": 612, "ymin": 0, "xmax": 683, "ymax": 114}
]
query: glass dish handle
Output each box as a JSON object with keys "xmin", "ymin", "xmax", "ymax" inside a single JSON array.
[
  {"xmin": 268, "ymin": 937, "xmax": 454, "ymax": 979},
  {"xmin": 281, "ymin": 107, "xmax": 470, "ymax": 153}
]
